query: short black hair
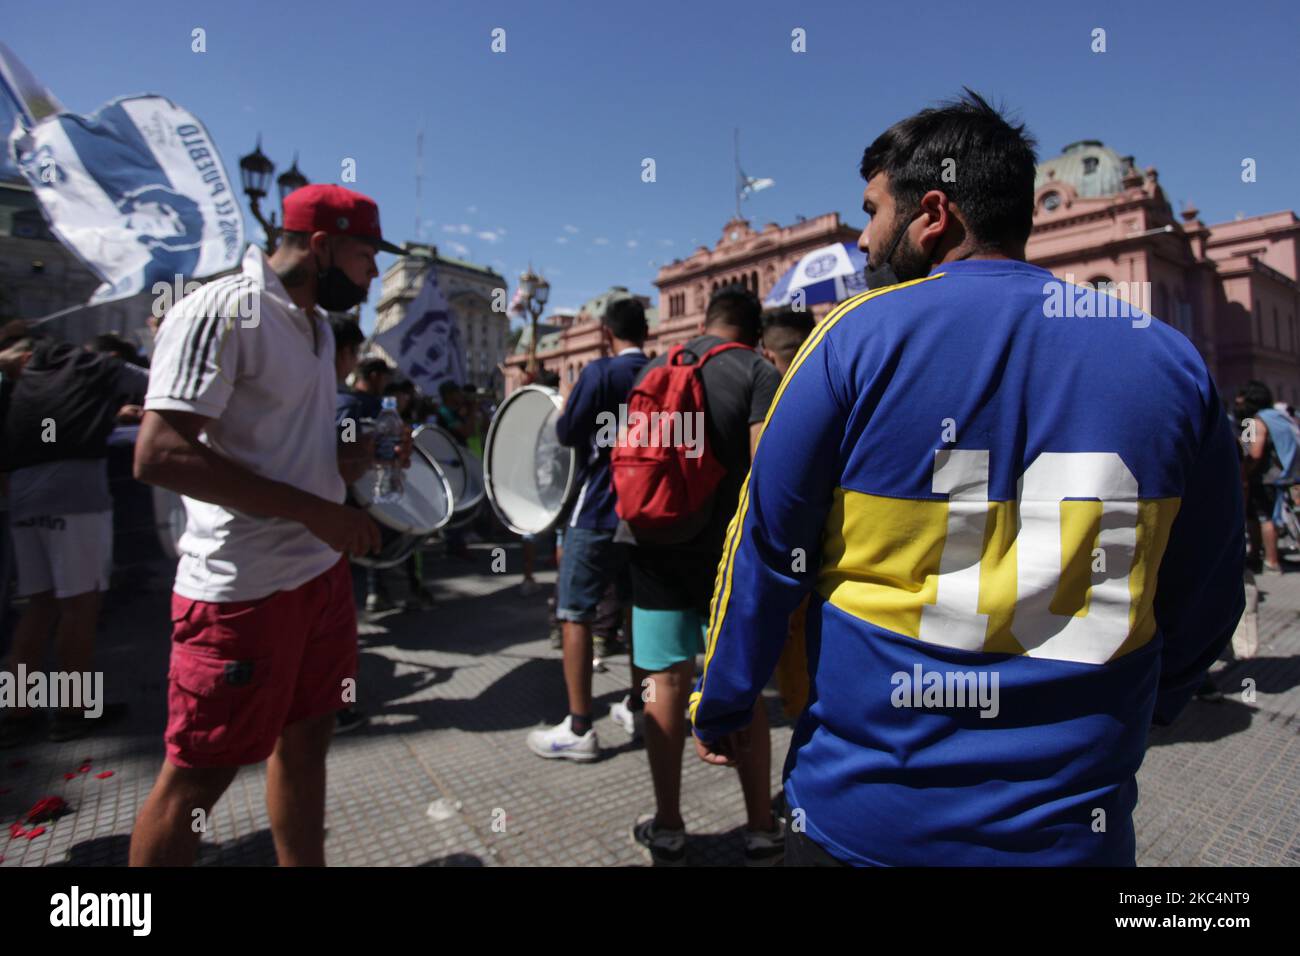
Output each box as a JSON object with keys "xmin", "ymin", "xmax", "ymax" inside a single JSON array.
[
  {"xmin": 1238, "ymin": 380, "xmax": 1274, "ymax": 419},
  {"xmin": 357, "ymin": 357, "xmax": 392, "ymax": 379},
  {"xmin": 384, "ymin": 379, "xmax": 416, "ymax": 396},
  {"xmin": 88, "ymin": 332, "xmax": 144, "ymax": 365},
  {"xmin": 761, "ymin": 309, "xmax": 815, "ymax": 358},
  {"xmin": 329, "ymin": 313, "xmax": 365, "ymax": 354},
  {"xmin": 860, "ymin": 88, "xmax": 1038, "ymax": 250},
  {"xmin": 602, "ymin": 297, "xmax": 648, "ymax": 344},
  {"xmin": 705, "ymin": 285, "xmax": 763, "ymax": 344},
  {"xmin": 439, "ymin": 381, "xmax": 461, "ymax": 398}
]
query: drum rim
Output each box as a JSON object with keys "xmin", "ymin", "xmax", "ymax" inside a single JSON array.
[
  {"xmin": 412, "ymin": 422, "xmax": 484, "ymax": 514},
  {"xmin": 484, "ymin": 384, "xmax": 576, "ymax": 536},
  {"xmin": 351, "ymin": 444, "xmax": 455, "ymax": 534}
]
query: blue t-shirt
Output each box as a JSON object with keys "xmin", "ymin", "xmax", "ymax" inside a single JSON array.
[
  {"xmin": 689, "ymin": 260, "xmax": 1244, "ymax": 865},
  {"xmin": 556, "ymin": 350, "xmax": 649, "ymax": 530}
]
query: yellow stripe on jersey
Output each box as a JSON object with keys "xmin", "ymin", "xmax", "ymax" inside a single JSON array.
[
  {"xmin": 816, "ymin": 487, "xmax": 1182, "ymax": 661},
  {"xmin": 692, "ymin": 276, "xmax": 943, "ymax": 724}
]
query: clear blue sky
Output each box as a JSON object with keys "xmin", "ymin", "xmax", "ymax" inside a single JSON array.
[{"xmin": 6, "ymin": 0, "xmax": 1297, "ymax": 331}]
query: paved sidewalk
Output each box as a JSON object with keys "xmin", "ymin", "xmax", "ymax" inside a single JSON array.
[{"xmin": 1, "ymin": 542, "xmax": 1297, "ymax": 867}]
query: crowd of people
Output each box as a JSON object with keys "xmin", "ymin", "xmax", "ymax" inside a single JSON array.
[{"xmin": 0, "ymin": 91, "xmax": 1275, "ymax": 867}]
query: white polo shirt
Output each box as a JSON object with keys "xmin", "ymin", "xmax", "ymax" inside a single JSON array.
[{"xmin": 145, "ymin": 244, "xmax": 345, "ymax": 602}]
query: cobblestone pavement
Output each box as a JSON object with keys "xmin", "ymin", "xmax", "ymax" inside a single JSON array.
[{"xmin": 1, "ymin": 541, "xmax": 1297, "ymax": 867}]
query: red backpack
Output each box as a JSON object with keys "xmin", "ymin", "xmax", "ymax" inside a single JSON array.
[{"xmin": 611, "ymin": 341, "xmax": 748, "ymax": 531}]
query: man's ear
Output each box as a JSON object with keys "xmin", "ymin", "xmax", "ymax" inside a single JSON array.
[
  {"xmin": 915, "ymin": 190, "xmax": 954, "ymax": 254},
  {"xmin": 308, "ymin": 231, "xmax": 332, "ymax": 259}
]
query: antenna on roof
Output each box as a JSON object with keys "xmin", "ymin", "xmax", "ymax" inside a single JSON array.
[{"xmin": 415, "ymin": 122, "xmax": 424, "ymax": 241}]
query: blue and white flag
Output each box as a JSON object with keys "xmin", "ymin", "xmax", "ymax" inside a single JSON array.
[
  {"xmin": 9, "ymin": 94, "xmax": 244, "ymax": 304},
  {"xmin": 764, "ymin": 240, "xmax": 868, "ymax": 308},
  {"xmin": 0, "ymin": 42, "xmax": 64, "ymax": 126},
  {"xmin": 373, "ymin": 267, "xmax": 467, "ymax": 395}
]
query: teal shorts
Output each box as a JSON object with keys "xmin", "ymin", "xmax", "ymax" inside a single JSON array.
[{"xmin": 632, "ymin": 606, "xmax": 709, "ymax": 672}]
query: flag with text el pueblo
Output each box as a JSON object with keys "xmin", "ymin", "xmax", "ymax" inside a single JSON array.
[{"xmin": 8, "ymin": 89, "xmax": 244, "ymax": 304}]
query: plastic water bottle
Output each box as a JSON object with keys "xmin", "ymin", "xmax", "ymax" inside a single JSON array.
[{"xmin": 373, "ymin": 396, "xmax": 404, "ymax": 503}]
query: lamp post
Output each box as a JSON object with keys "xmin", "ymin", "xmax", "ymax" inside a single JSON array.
[
  {"xmin": 518, "ymin": 266, "xmax": 550, "ymax": 376},
  {"xmin": 238, "ymin": 137, "xmax": 309, "ymax": 254}
]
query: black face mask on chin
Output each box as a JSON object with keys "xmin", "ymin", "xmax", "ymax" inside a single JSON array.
[
  {"xmin": 316, "ymin": 247, "xmax": 368, "ymax": 312},
  {"xmin": 863, "ymin": 211, "xmax": 916, "ymax": 291}
]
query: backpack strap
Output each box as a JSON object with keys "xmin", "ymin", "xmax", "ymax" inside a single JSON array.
[{"xmin": 669, "ymin": 341, "xmax": 749, "ymax": 367}]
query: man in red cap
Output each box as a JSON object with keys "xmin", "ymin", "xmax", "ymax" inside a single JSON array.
[{"xmin": 129, "ymin": 184, "xmax": 405, "ymax": 866}]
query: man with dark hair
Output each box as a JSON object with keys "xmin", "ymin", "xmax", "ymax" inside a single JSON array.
[
  {"xmin": 328, "ymin": 313, "xmax": 365, "ymax": 384},
  {"xmin": 129, "ymin": 184, "xmax": 402, "ymax": 866},
  {"xmin": 88, "ymin": 332, "xmax": 147, "ymax": 368},
  {"xmin": 525, "ymin": 296, "xmax": 647, "ymax": 761},
  {"xmin": 761, "ymin": 309, "xmax": 816, "ymax": 377},
  {"xmin": 858, "ymin": 88, "xmax": 1037, "ymax": 288},
  {"xmin": 688, "ymin": 91, "xmax": 1243, "ymax": 867},
  {"xmin": 1237, "ymin": 380, "xmax": 1290, "ymax": 573},
  {"xmin": 626, "ymin": 284, "xmax": 784, "ymax": 866},
  {"xmin": 351, "ymin": 357, "xmax": 392, "ymax": 412},
  {"xmin": 0, "ymin": 332, "xmax": 146, "ymax": 747}
]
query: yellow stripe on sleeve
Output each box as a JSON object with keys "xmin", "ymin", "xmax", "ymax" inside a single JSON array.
[{"xmin": 692, "ymin": 276, "xmax": 944, "ymax": 723}]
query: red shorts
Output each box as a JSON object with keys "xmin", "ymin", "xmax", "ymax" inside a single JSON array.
[{"xmin": 165, "ymin": 557, "xmax": 357, "ymax": 769}]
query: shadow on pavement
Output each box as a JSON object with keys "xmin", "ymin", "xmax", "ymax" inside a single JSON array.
[{"xmin": 1147, "ymin": 696, "xmax": 1255, "ymax": 746}]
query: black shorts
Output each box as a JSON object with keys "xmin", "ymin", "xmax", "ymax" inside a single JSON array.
[
  {"xmin": 628, "ymin": 543, "xmax": 720, "ymax": 617},
  {"xmin": 784, "ymin": 828, "xmax": 851, "ymax": 867},
  {"xmin": 1249, "ymin": 482, "xmax": 1278, "ymax": 522}
]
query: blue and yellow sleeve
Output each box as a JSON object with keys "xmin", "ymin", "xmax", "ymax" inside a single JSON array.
[{"xmin": 689, "ymin": 298, "xmax": 860, "ymax": 742}]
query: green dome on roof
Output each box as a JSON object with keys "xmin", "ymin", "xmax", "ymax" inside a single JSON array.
[{"xmin": 1035, "ymin": 140, "xmax": 1134, "ymax": 199}]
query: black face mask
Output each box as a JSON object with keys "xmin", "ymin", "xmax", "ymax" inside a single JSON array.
[
  {"xmin": 863, "ymin": 211, "xmax": 915, "ymax": 290},
  {"xmin": 316, "ymin": 248, "xmax": 368, "ymax": 312}
]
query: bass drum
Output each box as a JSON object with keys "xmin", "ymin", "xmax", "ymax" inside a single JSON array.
[
  {"xmin": 413, "ymin": 423, "xmax": 484, "ymax": 529},
  {"xmin": 349, "ymin": 444, "xmax": 454, "ymax": 568},
  {"xmin": 484, "ymin": 385, "xmax": 576, "ymax": 536}
]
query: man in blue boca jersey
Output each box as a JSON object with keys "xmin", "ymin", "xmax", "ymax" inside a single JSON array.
[
  {"xmin": 526, "ymin": 297, "xmax": 648, "ymax": 761},
  {"xmin": 689, "ymin": 89, "xmax": 1245, "ymax": 866}
]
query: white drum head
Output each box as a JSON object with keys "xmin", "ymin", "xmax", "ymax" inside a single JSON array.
[
  {"xmin": 484, "ymin": 385, "xmax": 576, "ymax": 535},
  {"xmin": 351, "ymin": 445, "xmax": 453, "ymax": 535},
  {"xmin": 413, "ymin": 424, "xmax": 484, "ymax": 518},
  {"xmin": 152, "ymin": 486, "xmax": 186, "ymax": 561}
]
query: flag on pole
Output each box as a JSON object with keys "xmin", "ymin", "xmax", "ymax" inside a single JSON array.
[
  {"xmin": 9, "ymin": 93, "xmax": 244, "ymax": 304},
  {"xmin": 740, "ymin": 172, "xmax": 774, "ymax": 199},
  {"xmin": 373, "ymin": 267, "xmax": 468, "ymax": 396},
  {"xmin": 506, "ymin": 284, "xmax": 529, "ymax": 318},
  {"xmin": 0, "ymin": 42, "xmax": 64, "ymax": 125}
]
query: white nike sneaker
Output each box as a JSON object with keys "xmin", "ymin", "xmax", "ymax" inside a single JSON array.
[
  {"xmin": 526, "ymin": 716, "xmax": 599, "ymax": 762},
  {"xmin": 609, "ymin": 695, "xmax": 644, "ymax": 740}
]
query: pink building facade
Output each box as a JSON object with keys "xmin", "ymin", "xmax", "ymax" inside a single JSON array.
[
  {"xmin": 506, "ymin": 140, "xmax": 1300, "ymax": 404},
  {"xmin": 502, "ymin": 213, "xmax": 858, "ymax": 396},
  {"xmin": 1029, "ymin": 140, "xmax": 1299, "ymax": 403}
]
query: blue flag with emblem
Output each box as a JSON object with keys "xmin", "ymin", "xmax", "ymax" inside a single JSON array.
[{"xmin": 8, "ymin": 93, "xmax": 244, "ymax": 305}]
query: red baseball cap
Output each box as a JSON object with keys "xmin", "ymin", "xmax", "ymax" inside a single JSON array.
[{"xmin": 281, "ymin": 183, "xmax": 405, "ymax": 255}]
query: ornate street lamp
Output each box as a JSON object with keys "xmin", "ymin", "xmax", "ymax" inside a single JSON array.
[
  {"xmin": 277, "ymin": 153, "xmax": 309, "ymax": 205},
  {"xmin": 238, "ymin": 137, "xmax": 309, "ymax": 254},
  {"xmin": 519, "ymin": 266, "xmax": 550, "ymax": 375}
]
